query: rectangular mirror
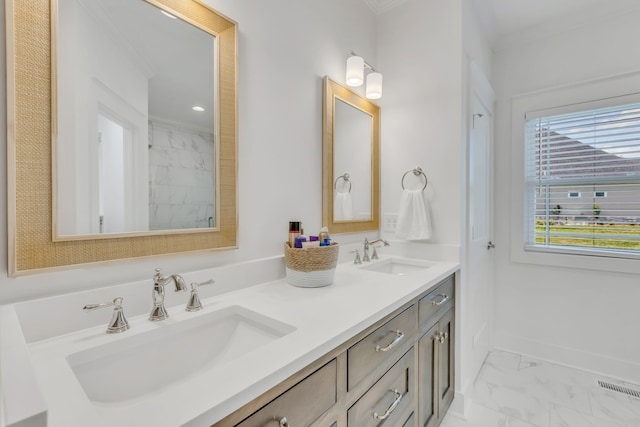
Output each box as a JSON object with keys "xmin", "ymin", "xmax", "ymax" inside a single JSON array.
[
  {"xmin": 322, "ymin": 77, "xmax": 380, "ymax": 234},
  {"xmin": 6, "ymin": 0, "xmax": 237, "ymax": 274}
]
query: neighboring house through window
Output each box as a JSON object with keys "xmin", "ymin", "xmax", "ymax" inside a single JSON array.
[{"xmin": 524, "ymin": 101, "xmax": 640, "ymax": 257}]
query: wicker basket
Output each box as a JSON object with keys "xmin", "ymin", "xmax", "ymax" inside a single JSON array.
[{"xmin": 284, "ymin": 242, "xmax": 339, "ymax": 287}]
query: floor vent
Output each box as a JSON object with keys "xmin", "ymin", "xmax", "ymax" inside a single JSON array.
[{"xmin": 598, "ymin": 380, "xmax": 640, "ymax": 398}]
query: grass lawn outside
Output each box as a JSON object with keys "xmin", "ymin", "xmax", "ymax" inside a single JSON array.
[{"xmin": 535, "ymin": 222, "xmax": 640, "ymax": 250}]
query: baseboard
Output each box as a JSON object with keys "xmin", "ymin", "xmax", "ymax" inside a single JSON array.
[
  {"xmin": 452, "ymin": 391, "xmax": 473, "ymax": 417},
  {"xmin": 494, "ymin": 330, "xmax": 640, "ymax": 384}
]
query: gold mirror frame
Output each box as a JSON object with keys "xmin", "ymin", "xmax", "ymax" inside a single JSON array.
[
  {"xmin": 6, "ymin": 0, "xmax": 237, "ymax": 276},
  {"xmin": 322, "ymin": 77, "xmax": 380, "ymax": 234}
]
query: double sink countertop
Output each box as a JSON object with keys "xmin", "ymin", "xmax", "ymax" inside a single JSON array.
[{"xmin": 0, "ymin": 247, "xmax": 459, "ymax": 427}]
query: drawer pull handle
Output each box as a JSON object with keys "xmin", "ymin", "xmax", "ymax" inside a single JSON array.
[
  {"xmin": 373, "ymin": 389, "xmax": 403, "ymax": 420},
  {"xmin": 279, "ymin": 417, "xmax": 290, "ymax": 427},
  {"xmin": 430, "ymin": 293, "xmax": 450, "ymax": 306},
  {"xmin": 375, "ymin": 330, "xmax": 404, "ymax": 352}
]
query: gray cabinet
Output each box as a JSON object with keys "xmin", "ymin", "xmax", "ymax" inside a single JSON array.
[
  {"xmin": 214, "ymin": 273, "xmax": 457, "ymax": 427},
  {"xmin": 417, "ymin": 299, "xmax": 455, "ymax": 427}
]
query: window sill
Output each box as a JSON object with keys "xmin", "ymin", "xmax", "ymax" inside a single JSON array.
[{"xmin": 510, "ymin": 244, "xmax": 640, "ymax": 274}]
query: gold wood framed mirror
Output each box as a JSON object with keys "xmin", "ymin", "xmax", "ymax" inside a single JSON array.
[
  {"xmin": 6, "ymin": 0, "xmax": 237, "ymax": 275},
  {"xmin": 322, "ymin": 77, "xmax": 380, "ymax": 234}
]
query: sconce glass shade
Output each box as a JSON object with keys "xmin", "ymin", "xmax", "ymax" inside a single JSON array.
[
  {"xmin": 366, "ymin": 72, "xmax": 383, "ymax": 99},
  {"xmin": 346, "ymin": 56, "xmax": 364, "ymax": 87}
]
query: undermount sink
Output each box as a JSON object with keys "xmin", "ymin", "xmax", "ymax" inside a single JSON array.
[
  {"xmin": 66, "ymin": 305, "xmax": 295, "ymax": 404},
  {"xmin": 360, "ymin": 258, "xmax": 435, "ymax": 276}
]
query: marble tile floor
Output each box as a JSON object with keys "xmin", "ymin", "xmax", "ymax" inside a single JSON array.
[{"xmin": 442, "ymin": 350, "xmax": 640, "ymax": 427}]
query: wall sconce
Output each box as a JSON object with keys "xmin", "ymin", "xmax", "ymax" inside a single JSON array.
[{"xmin": 345, "ymin": 51, "xmax": 383, "ymax": 100}]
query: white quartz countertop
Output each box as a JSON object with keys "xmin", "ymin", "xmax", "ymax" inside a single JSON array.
[{"xmin": 1, "ymin": 254, "xmax": 459, "ymax": 427}]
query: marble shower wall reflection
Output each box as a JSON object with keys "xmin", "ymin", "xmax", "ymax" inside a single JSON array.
[{"xmin": 148, "ymin": 120, "xmax": 215, "ymax": 230}]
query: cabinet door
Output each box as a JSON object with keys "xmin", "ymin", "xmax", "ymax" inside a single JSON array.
[
  {"xmin": 417, "ymin": 324, "xmax": 437, "ymax": 427},
  {"xmin": 402, "ymin": 412, "xmax": 415, "ymax": 427},
  {"xmin": 436, "ymin": 308, "xmax": 455, "ymax": 420}
]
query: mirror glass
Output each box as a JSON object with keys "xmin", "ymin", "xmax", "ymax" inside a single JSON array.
[
  {"xmin": 323, "ymin": 77, "xmax": 380, "ymax": 234},
  {"xmin": 55, "ymin": 0, "xmax": 217, "ymax": 237},
  {"xmin": 333, "ymin": 99, "xmax": 372, "ymax": 221}
]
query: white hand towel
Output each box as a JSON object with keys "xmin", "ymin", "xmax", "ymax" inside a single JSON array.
[
  {"xmin": 395, "ymin": 189, "xmax": 432, "ymax": 240},
  {"xmin": 334, "ymin": 192, "xmax": 354, "ymax": 221}
]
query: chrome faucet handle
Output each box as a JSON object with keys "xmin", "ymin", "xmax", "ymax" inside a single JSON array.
[
  {"xmin": 350, "ymin": 249, "xmax": 362, "ymax": 265},
  {"xmin": 186, "ymin": 279, "xmax": 215, "ymax": 312},
  {"xmin": 371, "ymin": 245, "xmax": 380, "ymax": 260},
  {"xmin": 83, "ymin": 297, "xmax": 130, "ymax": 334},
  {"xmin": 370, "ymin": 239, "xmax": 390, "ymax": 260}
]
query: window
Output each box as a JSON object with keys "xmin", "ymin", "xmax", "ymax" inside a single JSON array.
[{"xmin": 525, "ymin": 101, "xmax": 640, "ymax": 257}]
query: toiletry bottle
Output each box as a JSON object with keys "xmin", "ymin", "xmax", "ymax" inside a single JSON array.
[
  {"xmin": 318, "ymin": 227, "xmax": 329, "ymax": 242},
  {"xmin": 295, "ymin": 228, "xmax": 308, "ymax": 248},
  {"xmin": 288, "ymin": 221, "xmax": 301, "ymax": 248}
]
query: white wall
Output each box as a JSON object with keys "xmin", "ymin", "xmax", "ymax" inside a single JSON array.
[
  {"xmin": 0, "ymin": 0, "xmax": 378, "ymax": 304},
  {"xmin": 377, "ymin": 0, "xmax": 463, "ymax": 246},
  {"xmin": 376, "ymin": 0, "xmax": 495, "ymax": 412},
  {"xmin": 493, "ymin": 9, "xmax": 640, "ymax": 382}
]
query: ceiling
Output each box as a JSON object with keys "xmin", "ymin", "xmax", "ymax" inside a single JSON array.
[
  {"xmin": 469, "ymin": 0, "xmax": 640, "ymax": 45},
  {"xmin": 365, "ymin": 0, "xmax": 640, "ymax": 46},
  {"xmin": 78, "ymin": 0, "xmax": 215, "ymax": 132}
]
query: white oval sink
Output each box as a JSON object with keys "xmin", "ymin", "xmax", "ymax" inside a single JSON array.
[
  {"xmin": 360, "ymin": 258, "xmax": 435, "ymax": 276},
  {"xmin": 66, "ymin": 305, "xmax": 295, "ymax": 404}
]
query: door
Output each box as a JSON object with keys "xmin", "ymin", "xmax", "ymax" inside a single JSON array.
[
  {"xmin": 418, "ymin": 324, "xmax": 437, "ymax": 427},
  {"xmin": 436, "ymin": 309, "xmax": 455, "ymax": 419},
  {"xmin": 465, "ymin": 63, "xmax": 495, "ymax": 381}
]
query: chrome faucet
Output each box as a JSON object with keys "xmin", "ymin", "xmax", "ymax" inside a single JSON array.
[
  {"xmin": 363, "ymin": 238, "xmax": 390, "ymax": 262},
  {"xmin": 149, "ymin": 268, "xmax": 187, "ymax": 321},
  {"xmin": 369, "ymin": 239, "xmax": 390, "ymax": 260}
]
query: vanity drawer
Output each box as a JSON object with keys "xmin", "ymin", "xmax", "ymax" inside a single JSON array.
[
  {"xmin": 419, "ymin": 275, "xmax": 454, "ymax": 327},
  {"xmin": 347, "ymin": 305, "xmax": 417, "ymax": 390},
  {"xmin": 347, "ymin": 348, "xmax": 414, "ymax": 427},
  {"xmin": 235, "ymin": 359, "xmax": 337, "ymax": 427}
]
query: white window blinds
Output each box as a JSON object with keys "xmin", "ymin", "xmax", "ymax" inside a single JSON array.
[{"xmin": 525, "ymin": 102, "xmax": 640, "ymax": 256}]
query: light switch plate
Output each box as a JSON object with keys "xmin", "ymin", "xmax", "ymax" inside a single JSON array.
[{"xmin": 382, "ymin": 213, "xmax": 398, "ymax": 232}]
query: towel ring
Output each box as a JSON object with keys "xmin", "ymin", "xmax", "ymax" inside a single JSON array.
[
  {"xmin": 334, "ymin": 173, "xmax": 352, "ymax": 193},
  {"xmin": 401, "ymin": 167, "xmax": 428, "ymax": 191}
]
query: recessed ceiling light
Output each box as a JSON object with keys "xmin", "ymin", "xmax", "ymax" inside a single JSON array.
[
  {"xmin": 160, "ymin": 10, "xmax": 177, "ymax": 19},
  {"xmin": 192, "ymin": 106, "xmax": 205, "ymax": 112}
]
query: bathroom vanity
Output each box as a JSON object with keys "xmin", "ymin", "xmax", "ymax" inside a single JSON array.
[
  {"xmin": 216, "ymin": 273, "xmax": 455, "ymax": 427},
  {"xmin": 0, "ymin": 253, "xmax": 458, "ymax": 427}
]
